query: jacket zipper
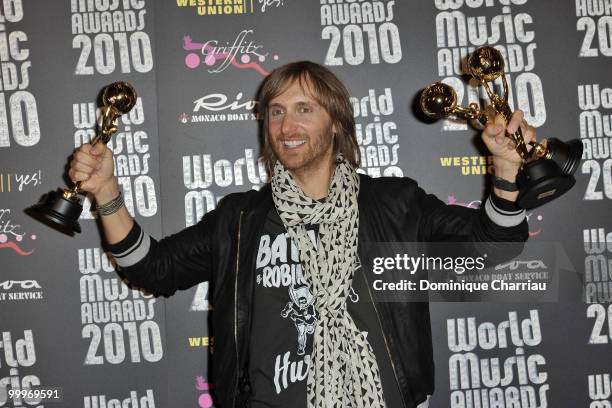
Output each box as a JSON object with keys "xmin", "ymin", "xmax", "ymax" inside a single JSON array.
[
  {"xmin": 233, "ymin": 211, "xmax": 244, "ymax": 408},
  {"xmin": 361, "ymin": 266, "xmax": 407, "ymax": 408}
]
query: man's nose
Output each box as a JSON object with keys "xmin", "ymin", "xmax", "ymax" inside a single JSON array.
[{"xmin": 281, "ymin": 111, "xmax": 297, "ymax": 135}]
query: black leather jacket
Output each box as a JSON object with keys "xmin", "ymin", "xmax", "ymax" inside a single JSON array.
[{"xmin": 119, "ymin": 174, "xmax": 528, "ymax": 408}]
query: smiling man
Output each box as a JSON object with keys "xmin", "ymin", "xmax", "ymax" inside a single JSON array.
[{"xmin": 69, "ymin": 61, "xmax": 531, "ymax": 408}]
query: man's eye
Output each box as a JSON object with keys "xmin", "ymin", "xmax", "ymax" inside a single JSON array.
[
  {"xmin": 270, "ymin": 108, "xmax": 284, "ymax": 117},
  {"xmin": 299, "ymin": 106, "xmax": 312, "ymax": 114}
]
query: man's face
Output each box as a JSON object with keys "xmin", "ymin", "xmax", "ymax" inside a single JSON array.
[{"xmin": 267, "ymin": 79, "xmax": 336, "ymax": 173}]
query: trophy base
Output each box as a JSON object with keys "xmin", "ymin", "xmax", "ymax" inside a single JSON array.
[
  {"xmin": 547, "ymin": 138, "xmax": 583, "ymax": 175},
  {"xmin": 28, "ymin": 189, "xmax": 83, "ymax": 234},
  {"xmin": 517, "ymin": 160, "xmax": 576, "ymax": 209}
]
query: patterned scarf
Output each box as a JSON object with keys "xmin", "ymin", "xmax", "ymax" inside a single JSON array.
[{"xmin": 271, "ymin": 155, "xmax": 386, "ymax": 408}]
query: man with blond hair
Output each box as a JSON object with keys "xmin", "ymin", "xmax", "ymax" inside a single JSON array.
[{"xmin": 69, "ymin": 61, "xmax": 531, "ymax": 407}]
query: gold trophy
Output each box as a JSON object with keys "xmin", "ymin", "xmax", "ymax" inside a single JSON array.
[
  {"xmin": 420, "ymin": 46, "xmax": 582, "ymax": 209},
  {"xmin": 29, "ymin": 82, "xmax": 137, "ymax": 234}
]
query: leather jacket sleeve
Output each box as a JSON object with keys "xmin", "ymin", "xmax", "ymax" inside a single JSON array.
[
  {"xmin": 358, "ymin": 175, "xmax": 528, "ymax": 266},
  {"xmin": 108, "ymin": 194, "xmax": 233, "ymax": 297},
  {"xmin": 417, "ymin": 189, "xmax": 527, "ymax": 240},
  {"xmin": 411, "ymin": 179, "xmax": 529, "ymax": 262}
]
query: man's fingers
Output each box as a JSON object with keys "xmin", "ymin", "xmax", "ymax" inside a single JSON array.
[
  {"xmin": 70, "ymin": 144, "xmax": 104, "ymax": 186},
  {"xmin": 506, "ymin": 110, "xmax": 524, "ymax": 134},
  {"xmin": 81, "ymin": 143, "xmax": 103, "ymax": 161},
  {"xmin": 484, "ymin": 114, "xmax": 505, "ymax": 140},
  {"xmin": 523, "ymin": 122, "xmax": 536, "ymax": 144},
  {"xmin": 493, "ymin": 113, "xmax": 505, "ymax": 126},
  {"xmin": 486, "ymin": 110, "xmax": 525, "ymax": 137},
  {"xmin": 74, "ymin": 149, "xmax": 101, "ymax": 169},
  {"xmin": 90, "ymin": 144, "xmax": 105, "ymax": 156},
  {"xmin": 71, "ymin": 159, "xmax": 96, "ymax": 174},
  {"xmin": 68, "ymin": 169, "xmax": 91, "ymax": 183},
  {"xmin": 101, "ymin": 146, "xmax": 113, "ymax": 159},
  {"xmin": 79, "ymin": 142, "xmax": 107, "ymax": 157},
  {"xmin": 506, "ymin": 138, "xmax": 517, "ymax": 151},
  {"xmin": 80, "ymin": 143, "xmax": 92, "ymax": 154}
]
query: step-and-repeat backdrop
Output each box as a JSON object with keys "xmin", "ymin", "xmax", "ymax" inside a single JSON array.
[{"xmin": 1, "ymin": 1, "xmax": 610, "ymax": 407}]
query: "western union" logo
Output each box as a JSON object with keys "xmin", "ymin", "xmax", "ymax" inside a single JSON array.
[
  {"xmin": 439, "ymin": 155, "xmax": 494, "ymax": 176},
  {"xmin": 176, "ymin": 0, "xmax": 252, "ymax": 16}
]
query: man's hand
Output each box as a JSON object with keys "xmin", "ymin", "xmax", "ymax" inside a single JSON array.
[
  {"xmin": 482, "ymin": 110, "xmax": 537, "ymax": 201},
  {"xmin": 68, "ymin": 143, "xmax": 119, "ymax": 204},
  {"xmin": 68, "ymin": 143, "xmax": 133, "ymax": 244}
]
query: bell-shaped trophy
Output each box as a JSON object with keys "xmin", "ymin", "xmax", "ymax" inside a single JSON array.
[
  {"xmin": 28, "ymin": 81, "xmax": 137, "ymax": 234},
  {"xmin": 420, "ymin": 46, "xmax": 582, "ymax": 209}
]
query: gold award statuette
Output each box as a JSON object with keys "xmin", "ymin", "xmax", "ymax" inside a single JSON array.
[
  {"xmin": 420, "ymin": 47, "xmax": 582, "ymax": 209},
  {"xmin": 29, "ymin": 81, "xmax": 137, "ymax": 234}
]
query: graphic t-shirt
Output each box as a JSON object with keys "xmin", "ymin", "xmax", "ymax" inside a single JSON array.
[{"xmin": 248, "ymin": 209, "xmax": 404, "ymax": 407}]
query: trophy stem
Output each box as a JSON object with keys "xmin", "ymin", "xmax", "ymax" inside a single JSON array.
[
  {"xmin": 508, "ymin": 128, "xmax": 530, "ymax": 160},
  {"xmin": 453, "ymin": 105, "xmax": 488, "ymax": 123},
  {"xmin": 479, "ymin": 79, "xmax": 530, "ymax": 160},
  {"xmin": 501, "ymin": 74, "xmax": 509, "ymax": 104},
  {"xmin": 99, "ymin": 105, "xmax": 120, "ymax": 144}
]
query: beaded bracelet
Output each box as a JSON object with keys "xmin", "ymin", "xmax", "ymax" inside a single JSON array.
[{"xmin": 97, "ymin": 192, "xmax": 125, "ymax": 216}]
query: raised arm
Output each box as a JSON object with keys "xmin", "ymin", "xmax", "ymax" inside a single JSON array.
[
  {"xmin": 416, "ymin": 110, "xmax": 534, "ymax": 260},
  {"xmin": 68, "ymin": 143, "xmax": 221, "ymax": 296}
]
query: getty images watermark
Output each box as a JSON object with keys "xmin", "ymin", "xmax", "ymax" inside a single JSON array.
[
  {"xmin": 361, "ymin": 242, "xmax": 574, "ymax": 302},
  {"xmin": 371, "ymin": 253, "xmax": 546, "ymax": 292}
]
